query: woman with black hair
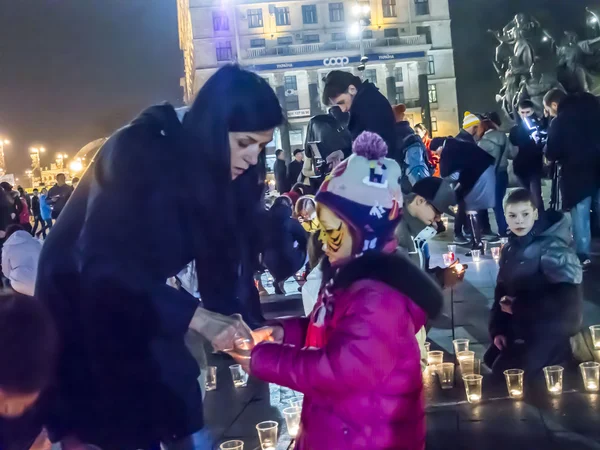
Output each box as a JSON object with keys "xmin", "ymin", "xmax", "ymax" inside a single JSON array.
[{"xmin": 35, "ymin": 65, "xmax": 284, "ymax": 450}]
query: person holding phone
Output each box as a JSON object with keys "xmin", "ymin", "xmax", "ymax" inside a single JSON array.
[{"xmin": 484, "ymin": 188, "xmax": 582, "ymax": 379}]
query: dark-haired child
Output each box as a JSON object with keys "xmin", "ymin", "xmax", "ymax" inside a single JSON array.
[
  {"xmin": 485, "ymin": 188, "xmax": 583, "ymax": 378},
  {"xmin": 0, "ymin": 294, "xmax": 58, "ymax": 450}
]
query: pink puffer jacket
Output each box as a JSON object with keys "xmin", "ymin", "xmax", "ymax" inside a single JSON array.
[{"xmin": 251, "ymin": 253, "xmax": 443, "ymax": 450}]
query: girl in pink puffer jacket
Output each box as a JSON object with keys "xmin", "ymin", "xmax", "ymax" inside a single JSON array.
[{"xmin": 246, "ymin": 133, "xmax": 443, "ymax": 450}]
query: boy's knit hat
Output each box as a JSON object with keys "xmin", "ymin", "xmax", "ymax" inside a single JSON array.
[
  {"xmin": 463, "ymin": 111, "xmax": 481, "ymax": 129},
  {"xmin": 315, "ymin": 131, "xmax": 402, "ymax": 254}
]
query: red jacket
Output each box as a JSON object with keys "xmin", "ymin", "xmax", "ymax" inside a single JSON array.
[{"xmin": 251, "ymin": 253, "xmax": 443, "ymax": 450}]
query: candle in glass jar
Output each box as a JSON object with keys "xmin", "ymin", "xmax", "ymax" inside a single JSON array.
[
  {"xmin": 288, "ymin": 426, "xmax": 299, "ymax": 437},
  {"xmin": 587, "ymin": 381, "xmax": 598, "ymax": 391},
  {"xmin": 510, "ymin": 389, "xmax": 522, "ymax": 397},
  {"xmin": 468, "ymin": 394, "xmax": 481, "ymax": 402},
  {"xmin": 549, "ymin": 385, "xmax": 561, "ymax": 394}
]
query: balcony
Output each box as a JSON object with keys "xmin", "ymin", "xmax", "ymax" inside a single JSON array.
[{"xmin": 245, "ymin": 34, "xmax": 427, "ymax": 59}]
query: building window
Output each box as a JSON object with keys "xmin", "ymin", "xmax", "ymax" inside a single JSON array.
[
  {"xmin": 329, "ymin": 3, "xmax": 344, "ymax": 22},
  {"xmin": 275, "ymin": 7, "xmax": 290, "ymax": 26},
  {"xmin": 416, "ymin": 26, "xmax": 432, "ymax": 44},
  {"xmin": 428, "ymin": 55, "xmax": 435, "ymax": 75},
  {"xmin": 394, "ymin": 66, "xmax": 403, "ymax": 82},
  {"xmin": 428, "ymin": 83, "xmax": 438, "ymax": 103},
  {"xmin": 396, "ymin": 86, "xmax": 405, "ymax": 104},
  {"xmin": 216, "ymin": 41, "xmax": 232, "ymax": 61},
  {"xmin": 362, "ymin": 29, "xmax": 373, "ymax": 39},
  {"xmin": 332, "ymin": 32, "xmax": 346, "ymax": 41},
  {"xmin": 277, "ymin": 36, "xmax": 293, "ymax": 45},
  {"xmin": 251, "ymin": 38, "xmax": 266, "ymax": 48},
  {"xmin": 212, "ymin": 11, "xmax": 229, "ymax": 31},
  {"xmin": 303, "ymin": 34, "xmax": 320, "ymax": 44},
  {"xmin": 431, "ymin": 116, "xmax": 438, "ymax": 132},
  {"xmin": 384, "ymin": 28, "xmax": 399, "ymax": 38},
  {"xmin": 302, "ymin": 5, "xmax": 318, "ymax": 24},
  {"xmin": 414, "ymin": 0, "xmax": 430, "ymax": 16},
  {"xmin": 364, "ymin": 69, "xmax": 377, "ymax": 86},
  {"xmin": 247, "ymin": 9, "xmax": 264, "ymax": 28},
  {"xmin": 290, "ymin": 129, "xmax": 304, "ymax": 146},
  {"xmin": 382, "ymin": 0, "xmax": 396, "ymax": 18},
  {"xmin": 284, "ymin": 75, "xmax": 300, "ymax": 111}
]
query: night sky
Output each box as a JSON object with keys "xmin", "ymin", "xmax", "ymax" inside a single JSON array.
[{"xmin": 0, "ymin": 0, "xmax": 596, "ymax": 176}]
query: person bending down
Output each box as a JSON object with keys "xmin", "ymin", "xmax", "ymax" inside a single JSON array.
[{"xmin": 484, "ymin": 188, "xmax": 582, "ymax": 379}]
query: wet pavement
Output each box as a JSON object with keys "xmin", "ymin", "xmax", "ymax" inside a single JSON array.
[{"xmin": 202, "ymin": 211, "xmax": 600, "ymax": 449}]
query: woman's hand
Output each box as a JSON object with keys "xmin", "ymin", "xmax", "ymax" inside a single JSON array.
[
  {"xmin": 494, "ymin": 335, "xmax": 507, "ymax": 350},
  {"xmin": 252, "ymin": 325, "xmax": 284, "ymax": 345},
  {"xmin": 189, "ymin": 309, "xmax": 253, "ymax": 352}
]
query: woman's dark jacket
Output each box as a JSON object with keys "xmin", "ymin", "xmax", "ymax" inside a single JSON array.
[
  {"xmin": 263, "ymin": 201, "xmax": 307, "ymax": 281},
  {"xmin": 35, "ymin": 104, "xmax": 263, "ymax": 449},
  {"xmin": 439, "ymin": 138, "xmax": 494, "ymax": 200},
  {"xmin": 489, "ymin": 211, "xmax": 583, "ymax": 341}
]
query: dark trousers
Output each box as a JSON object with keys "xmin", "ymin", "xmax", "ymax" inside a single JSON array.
[
  {"xmin": 494, "ymin": 170, "xmax": 509, "ymax": 236},
  {"xmin": 455, "ymin": 201, "xmax": 468, "ymax": 237},
  {"xmin": 38, "ymin": 218, "xmax": 52, "ymax": 238},
  {"xmin": 31, "ymin": 216, "xmax": 42, "ymax": 236},
  {"xmin": 484, "ymin": 334, "xmax": 572, "ymax": 381},
  {"xmin": 517, "ymin": 173, "xmax": 545, "ymax": 212}
]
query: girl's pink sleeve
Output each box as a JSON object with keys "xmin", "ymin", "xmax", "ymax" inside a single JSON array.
[{"xmin": 271, "ymin": 316, "xmax": 310, "ymax": 346}]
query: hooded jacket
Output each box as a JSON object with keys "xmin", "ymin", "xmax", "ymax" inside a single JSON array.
[
  {"xmin": 478, "ymin": 129, "xmax": 515, "ymax": 172},
  {"xmin": 439, "ymin": 138, "xmax": 494, "ymax": 200},
  {"xmin": 35, "ymin": 104, "xmax": 207, "ymax": 449},
  {"xmin": 490, "ymin": 210, "xmax": 583, "ymax": 340},
  {"xmin": 251, "ymin": 252, "xmax": 443, "ymax": 450},
  {"xmin": 2, "ymin": 230, "xmax": 42, "ymax": 296},
  {"xmin": 546, "ymin": 92, "xmax": 600, "ymax": 208},
  {"xmin": 348, "ymin": 81, "xmax": 396, "ymax": 152},
  {"xmin": 394, "ymin": 122, "xmax": 431, "ymax": 185}
]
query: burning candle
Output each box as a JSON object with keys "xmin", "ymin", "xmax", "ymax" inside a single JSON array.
[
  {"xmin": 491, "ymin": 247, "xmax": 500, "ymax": 261},
  {"xmin": 504, "ymin": 369, "xmax": 524, "ymax": 400},
  {"xmin": 463, "ymin": 374, "xmax": 483, "ymax": 404},
  {"xmin": 590, "ymin": 325, "xmax": 600, "ymax": 349},
  {"xmin": 549, "ymin": 385, "xmax": 561, "ymax": 394},
  {"xmin": 544, "ymin": 366, "xmax": 564, "ymax": 396},
  {"xmin": 580, "ymin": 362, "xmax": 600, "ymax": 393},
  {"xmin": 510, "ymin": 389, "xmax": 523, "ymax": 397},
  {"xmin": 471, "ymin": 249, "xmax": 481, "ymax": 263},
  {"xmin": 468, "ymin": 394, "xmax": 481, "ymax": 402}
]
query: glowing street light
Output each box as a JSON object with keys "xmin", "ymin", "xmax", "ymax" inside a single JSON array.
[
  {"xmin": 69, "ymin": 159, "xmax": 83, "ymax": 173},
  {"xmin": 349, "ymin": 22, "xmax": 361, "ymax": 37}
]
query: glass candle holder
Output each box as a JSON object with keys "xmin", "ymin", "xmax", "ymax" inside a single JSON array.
[
  {"xmin": 463, "ymin": 374, "xmax": 483, "ymax": 403},
  {"xmin": 500, "ymin": 237, "xmax": 508, "ymax": 249},
  {"xmin": 427, "ymin": 351, "xmax": 444, "ymax": 371},
  {"xmin": 424, "ymin": 342, "xmax": 431, "ymax": 354},
  {"xmin": 289, "ymin": 399, "xmax": 302, "ymax": 408},
  {"xmin": 256, "ymin": 421, "xmax": 278, "ymax": 450},
  {"xmin": 442, "ymin": 253, "xmax": 454, "ymax": 267},
  {"xmin": 205, "ymin": 366, "xmax": 217, "ymax": 392},
  {"xmin": 234, "ymin": 337, "xmax": 255, "ymax": 359},
  {"xmin": 447, "ymin": 244, "xmax": 457, "ymax": 253},
  {"xmin": 220, "ymin": 440, "xmax": 244, "ymax": 450},
  {"xmin": 453, "ymin": 339, "xmax": 470, "ymax": 354},
  {"xmin": 438, "ymin": 363, "xmax": 455, "ymax": 390},
  {"xmin": 589, "ymin": 325, "xmax": 600, "ymax": 349},
  {"xmin": 579, "ymin": 362, "xmax": 600, "ymax": 392},
  {"xmin": 442, "ymin": 215, "xmax": 449, "ymax": 228},
  {"xmin": 471, "ymin": 249, "xmax": 481, "ymax": 262},
  {"xmin": 229, "ymin": 364, "xmax": 248, "ymax": 388},
  {"xmin": 491, "ymin": 247, "xmax": 501, "ymax": 261},
  {"xmin": 458, "ymin": 351, "xmax": 476, "ymax": 375},
  {"xmin": 283, "ymin": 406, "xmax": 302, "ymax": 438},
  {"xmin": 504, "ymin": 369, "xmax": 524, "ymax": 399},
  {"xmin": 543, "ymin": 366, "xmax": 564, "ymax": 396}
]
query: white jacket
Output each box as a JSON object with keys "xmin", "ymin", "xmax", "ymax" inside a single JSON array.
[{"xmin": 2, "ymin": 231, "xmax": 42, "ymax": 296}]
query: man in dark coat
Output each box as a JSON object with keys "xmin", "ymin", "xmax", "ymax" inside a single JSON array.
[
  {"xmin": 273, "ymin": 149, "xmax": 288, "ymax": 192},
  {"xmin": 47, "ymin": 173, "xmax": 73, "ymax": 220},
  {"xmin": 322, "ymin": 70, "xmax": 396, "ymax": 152},
  {"xmin": 35, "ymin": 104, "xmax": 254, "ymax": 450},
  {"xmin": 546, "ymin": 92, "xmax": 600, "ymax": 267},
  {"xmin": 287, "ymin": 149, "xmax": 304, "ymax": 188}
]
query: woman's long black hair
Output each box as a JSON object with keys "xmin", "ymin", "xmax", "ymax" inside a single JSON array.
[{"xmin": 182, "ymin": 65, "xmax": 284, "ymax": 320}]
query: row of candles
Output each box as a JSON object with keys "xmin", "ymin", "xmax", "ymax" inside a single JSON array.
[
  {"xmin": 443, "ymin": 240, "xmax": 507, "ymax": 267},
  {"xmin": 220, "ymin": 397, "xmax": 302, "ymax": 449},
  {"xmin": 427, "ymin": 338, "xmax": 600, "ymax": 403}
]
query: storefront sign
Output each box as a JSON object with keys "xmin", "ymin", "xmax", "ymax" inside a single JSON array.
[{"xmin": 247, "ymin": 51, "xmax": 426, "ymax": 72}]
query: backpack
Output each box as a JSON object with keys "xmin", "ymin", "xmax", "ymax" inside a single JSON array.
[{"xmin": 398, "ymin": 134, "xmax": 432, "ymax": 193}]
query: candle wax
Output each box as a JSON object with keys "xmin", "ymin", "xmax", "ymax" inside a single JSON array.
[
  {"xmin": 549, "ymin": 385, "xmax": 561, "ymax": 393},
  {"xmin": 586, "ymin": 382, "xmax": 598, "ymax": 390},
  {"xmin": 510, "ymin": 389, "xmax": 522, "ymax": 397},
  {"xmin": 468, "ymin": 394, "xmax": 481, "ymax": 402}
]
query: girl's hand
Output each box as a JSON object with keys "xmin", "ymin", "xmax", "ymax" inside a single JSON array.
[
  {"xmin": 252, "ymin": 326, "xmax": 284, "ymax": 345},
  {"xmin": 494, "ymin": 335, "xmax": 507, "ymax": 350}
]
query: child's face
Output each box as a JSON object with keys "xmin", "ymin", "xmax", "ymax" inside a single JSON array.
[
  {"xmin": 318, "ymin": 205, "xmax": 353, "ymax": 265},
  {"xmin": 0, "ymin": 389, "xmax": 39, "ymax": 418},
  {"xmin": 409, "ymin": 196, "xmax": 440, "ymax": 226},
  {"xmin": 505, "ymin": 201, "xmax": 538, "ymax": 236}
]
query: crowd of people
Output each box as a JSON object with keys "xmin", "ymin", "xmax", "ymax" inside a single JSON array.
[{"xmin": 0, "ymin": 63, "xmax": 596, "ymax": 450}]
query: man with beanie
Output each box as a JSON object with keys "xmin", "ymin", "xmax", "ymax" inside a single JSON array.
[
  {"xmin": 393, "ymin": 104, "xmax": 430, "ymax": 191},
  {"xmin": 322, "ymin": 70, "xmax": 396, "ymax": 151},
  {"xmin": 456, "ymin": 112, "xmax": 482, "ymax": 144}
]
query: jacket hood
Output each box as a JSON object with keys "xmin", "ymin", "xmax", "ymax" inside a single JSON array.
[
  {"xmin": 539, "ymin": 210, "xmax": 572, "ymax": 244},
  {"xmin": 394, "ymin": 121, "xmax": 415, "ymax": 135},
  {"xmin": 131, "ymin": 103, "xmax": 184, "ymax": 139},
  {"xmin": 332, "ymin": 251, "xmax": 443, "ymax": 318},
  {"xmin": 4, "ymin": 230, "xmax": 38, "ymax": 247}
]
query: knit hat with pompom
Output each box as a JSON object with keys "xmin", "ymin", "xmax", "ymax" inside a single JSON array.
[{"xmin": 315, "ymin": 131, "xmax": 403, "ymax": 254}]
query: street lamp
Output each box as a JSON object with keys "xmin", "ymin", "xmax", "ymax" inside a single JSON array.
[
  {"xmin": 349, "ymin": 2, "xmax": 371, "ymax": 72},
  {"xmin": 69, "ymin": 159, "xmax": 83, "ymax": 174},
  {"xmin": 0, "ymin": 138, "xmax": 10, "ymax": 173}
]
